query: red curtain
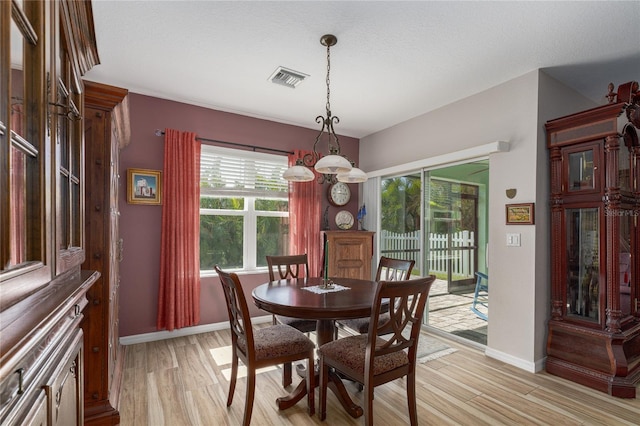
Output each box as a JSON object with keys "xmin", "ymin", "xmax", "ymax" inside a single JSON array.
[
  {"xmin": 288, "ymin": 150, "xmax": 323, "ymax": 276},
  {"xmin": 157, "ymin": 129, "xmax": 202, "ymax": 331}
]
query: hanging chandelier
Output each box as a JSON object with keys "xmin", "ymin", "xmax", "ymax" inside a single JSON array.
[{"xmin": 283, "ymin": 34, "xmax": 367, "ymax": 184}]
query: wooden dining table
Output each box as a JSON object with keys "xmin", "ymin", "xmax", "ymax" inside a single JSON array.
[{"xmin": 252, "ymin": 276, "xmax": 381, "ymax": 418}]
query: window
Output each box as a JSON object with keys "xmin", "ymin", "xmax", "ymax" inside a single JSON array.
[{"xmin": 199, "ymin": 145, "xmax": 289, "ymax": 272}]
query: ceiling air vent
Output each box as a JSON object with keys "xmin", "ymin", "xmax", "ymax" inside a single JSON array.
[{"xmin": 269, "ymin": 66, "xmax": 309, "ymax": 89}]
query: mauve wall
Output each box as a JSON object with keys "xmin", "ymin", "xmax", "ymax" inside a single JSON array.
[{"xmin": 118, "ymin": 93, "xmax": 360, "ymax": 337}]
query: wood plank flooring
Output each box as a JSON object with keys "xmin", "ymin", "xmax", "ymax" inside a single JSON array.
[{"xmin": 118, "ymin": 327, "xmax": 640, "ymax": 425}]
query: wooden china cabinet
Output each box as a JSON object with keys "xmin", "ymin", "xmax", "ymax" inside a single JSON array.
[
  {"xmin": 82, "ymin": 81, "xmax": 129, "ymax": 425},
  {"xmin": 1, "ymin": 1, "xmax": 101, "ymax": 424},
  {"xmin": 323, "ymin": 231, "xmax": 374, "ymax": 280},
  {"xmin": 545, "ymin": 82, "xmax": 640, "ymax": 398}
]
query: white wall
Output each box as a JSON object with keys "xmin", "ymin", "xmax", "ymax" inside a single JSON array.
[{"xmin": 360, "ymin": 70, "xmax": 596, "ymax": 371}]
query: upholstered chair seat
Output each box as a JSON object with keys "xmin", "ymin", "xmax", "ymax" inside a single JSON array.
[
  {"xmin": 274, "ymin": 315, "xmax": 318, "ymax": 333},
  {"xmin": 318, "ymin": 334, "xmax": 408, "ymax": 376},
  {"xmin": 238, "ymin": 324, "xmax": 315, "ymax": 360},
  {"xmin": 338, "ymin": 313, "xmax": 389, "ymax": 335}
]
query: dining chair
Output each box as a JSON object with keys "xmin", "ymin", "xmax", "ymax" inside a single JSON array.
[
  {"xmin": 215, "ymin": 265, "xmax": 315, "ymax": 426},
  {"xmin": 318, "ymin": 275, "xmax": 436, "ymax": 425},
  {"xmin": 266, "ymin": 254, "xmax": 318, "ymax": 386},
  {"xmin": 338, "ymin": 256, "xmax": 416, "ymax": 334}
]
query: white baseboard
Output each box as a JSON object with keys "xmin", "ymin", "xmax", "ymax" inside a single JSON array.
[
  {"xmin": 121, "ymin": 317, "xmax": 548, "ymax": 374},
  {"xmin": 119, "ymin": 315, "xmax": 273, "ymax": 346},
  {"xmin": 485, "ymin": 347, "xmax": 545, "ymax": 373}
]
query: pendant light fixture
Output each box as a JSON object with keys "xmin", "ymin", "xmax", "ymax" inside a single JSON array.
[{"xmin": 283, "ymin": 34, "xmax": 367, "ymax": 184}]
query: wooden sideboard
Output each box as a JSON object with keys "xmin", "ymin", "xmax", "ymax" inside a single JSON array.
[
  {"xmin": 0, "ymin": 270, "xmax": 99, "ymax": 425},
  {"xmin": 323, "ymin": 231, "xmax": 375, "ymax": 280}
]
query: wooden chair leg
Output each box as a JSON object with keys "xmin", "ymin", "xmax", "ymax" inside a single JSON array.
[
  {"xmin": 283, "ymin": 361, "xmax": 292, "ymax": 387},
  {"xmin": 243, "ymin": 367, "xmax": 256, "ymax": 426},
  {"xmin": 307, "ymin": 352, "xmax": 315, "ymax": 415},
  {"xmin": 227, "ymin": 353, "xmax": 238, "ymax": 406},
  {"xmin": 364, "ymin": 383, "xmax": 374, "ymax": 426},
  {"xmin": 318, "ymin": 356, "xmax": 328, "ymax": 420},
  {"xmin": 407, "ymin": 371, "xmax": 417, "ymax": 426}
]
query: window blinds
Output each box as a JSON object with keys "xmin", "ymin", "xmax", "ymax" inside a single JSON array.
[{"xmin": 200, "ymin": 144, "xmax": 289, "ymax": 199}]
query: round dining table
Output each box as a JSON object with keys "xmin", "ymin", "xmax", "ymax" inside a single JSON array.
[{"xmin": 252, "ymin": 276, "xmax": 380, "ymax": 418}]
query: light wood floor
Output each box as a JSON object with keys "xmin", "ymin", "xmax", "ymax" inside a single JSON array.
[{"xmin": 118, "ymin": 327, "xmax": 640, "ymax": 425}]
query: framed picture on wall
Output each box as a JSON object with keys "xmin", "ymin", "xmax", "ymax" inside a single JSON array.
[
  {"xmin": 506, "ymin": 203, "xmax": 534, "ymax": 225},
  {"xmin": 127, "ymin": 168, "xmax": 162, "ymax": 205}
]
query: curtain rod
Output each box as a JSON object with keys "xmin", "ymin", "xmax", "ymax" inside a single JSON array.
[{"xmin": 155, "ymin": 129, "xmax": 293, "ymax": 155}]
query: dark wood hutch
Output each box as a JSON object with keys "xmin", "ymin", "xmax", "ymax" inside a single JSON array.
[
  {"xmin": 545, "ymin": 82, "xmax": 640, "ymax": 398},
  {"xmin": 82, "ymin": 81, "xmax": 129, "ymax": 425},
  {"xmin": 1, "ymin": 1, "xmax": 124, "ymax": 424}
]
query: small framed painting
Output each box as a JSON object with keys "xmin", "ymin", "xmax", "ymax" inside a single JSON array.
[
  {"xmin": 127, "ymin": 168, "xmax": 162, "ymax": 205},
  {"xmin": 506, "ymin": 203, "xmax": 534, "ymax": 225}
]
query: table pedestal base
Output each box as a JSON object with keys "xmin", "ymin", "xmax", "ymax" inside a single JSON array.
[
  {"xmin": 276, "ymin": 368, "xmax": 363, "ymax": 418},
  {"xmin": 277, "ymin": 317, "xmax": 363, "ymax": 418}
]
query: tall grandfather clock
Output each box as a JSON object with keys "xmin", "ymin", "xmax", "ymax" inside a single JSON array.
[{"xmin": 545, "ymin": 81, "xmax": 640, "ymax": 398}]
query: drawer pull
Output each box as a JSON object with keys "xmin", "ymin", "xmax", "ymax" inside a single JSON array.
[
  {"xmin": 74, "ymin": 304, "xmax": 81, "ymax": 317},
  {"xmin": 16, "ymin": 368, "xmax": 25, "ymax": 394}
]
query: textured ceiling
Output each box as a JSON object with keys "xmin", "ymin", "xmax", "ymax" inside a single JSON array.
[{"xmin": 85, "ymin": 1, "xmax": 640, "ymax": 138}]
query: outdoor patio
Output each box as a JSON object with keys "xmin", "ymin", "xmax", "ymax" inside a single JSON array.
[{"xmin": 426, "ymin": 278, "xmax": 488, "ymax": 345}]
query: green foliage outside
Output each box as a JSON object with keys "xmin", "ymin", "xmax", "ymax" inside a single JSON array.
[
  {"xmin": 199, "ymin": 196, "xmax": 288, "ymax": 270},
  {"xmin": 256, "ymin": 216, "xmax": 289, "ymax": 267},
  {"xmin": 200, "ymin": 198, "xmax": 244, "ymax": 272},
  {"xmin": 380, "ymin": 175, "xmax": 422, "ymax": 234}
]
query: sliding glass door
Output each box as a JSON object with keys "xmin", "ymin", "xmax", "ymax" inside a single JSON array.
[{"xmin": 379, "ymin": 160, "xmax": 489, "ymax": 344}]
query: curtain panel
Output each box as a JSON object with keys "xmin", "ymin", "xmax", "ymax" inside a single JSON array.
[
  {"xmin": 157, "ymin": 128, "xmax": 202, "ymax": 331},
  {"xmin": 288, "ymin": 150, "xmax": 323, "ymax": 276}
]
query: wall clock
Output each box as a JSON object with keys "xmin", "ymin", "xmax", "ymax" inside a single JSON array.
[
  {"xmin": 335, "ymin": 210, "xmax": 354, "ymax": 230},
  {"xmin": 327, "ymin": 182, "xmax": 351, "ymax": 206}
]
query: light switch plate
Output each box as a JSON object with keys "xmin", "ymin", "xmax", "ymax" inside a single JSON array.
[{"xmin": 506, "ymin": 233, "xmax": 521, "ymax": 247}]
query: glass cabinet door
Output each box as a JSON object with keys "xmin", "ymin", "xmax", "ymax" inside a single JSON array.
[
  {"xmin": 565, "ymin": 207, "xmax": 600, "ymax": 322},
  {"xmin": 618, "ymin": 137, "xmax": 632, "ymax": 193},
  {"xmin": 620, "ymin": 213, "xmax": 632, "ymax": 317},
  {"xmin": 564, "ymin": 144, "xmax": 600, "ymax": 193}
]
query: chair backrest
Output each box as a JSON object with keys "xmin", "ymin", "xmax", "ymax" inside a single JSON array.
[
  {"xmin": 476, "ymin": 271, "xmax": 489, "ymax": 290},
  {"xmin": 215, "ymin": 265, "xmax": 254, "ymax": 356},
  {"xmin": 366, "ymin": 275, "xmax": 436, "ymax": 374},
  {"xmin": 266, "ymin": 254, "xmax": 309, "ymax": 281},
  {"xmin": 375, "ymin": 256, "xmax": 415, "ymax": 281}
]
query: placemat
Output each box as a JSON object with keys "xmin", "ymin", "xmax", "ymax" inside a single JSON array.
[{"xmin": 301, "ymin": 284, "xmax": 350, "ymax": 294}]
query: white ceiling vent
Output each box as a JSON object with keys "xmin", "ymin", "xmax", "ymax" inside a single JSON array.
[{"xmin": 269, "ymin": 66, "xmax": 309, "ymax": 89}]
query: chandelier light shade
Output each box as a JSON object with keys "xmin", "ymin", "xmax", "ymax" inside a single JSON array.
[
  {"xmin": 282, "ymin": 159, "xmax": 315, "ymax": 182},
  {"xmin": 283, "ymin": 34, "xmax": 367, "ymax": 184},
  {"xmin": 314, "ymin": 153, "xmax": 352, "ymax": 174},
  {"xmin": 337, "ymin": 166, "xmax": 368, "ymax": 183}
]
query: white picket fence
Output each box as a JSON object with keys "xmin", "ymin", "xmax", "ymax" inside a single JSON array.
[{"xmin": 380, "ymin": 229, "xmax": 476, "ymax": 277}]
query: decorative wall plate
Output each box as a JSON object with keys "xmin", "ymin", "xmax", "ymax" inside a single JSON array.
[{"xmin": 335, "ymin": 210, "xmax": 354, "ymax": 230}]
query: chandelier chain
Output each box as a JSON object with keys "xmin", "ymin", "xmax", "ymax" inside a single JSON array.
[
  {"xmin": 283, "ymin": 34, "xmax": 366, "ymax": 184},
  {"xmin": 325, "ymin": 41, "xmax": 331, "ymax": 116}
]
